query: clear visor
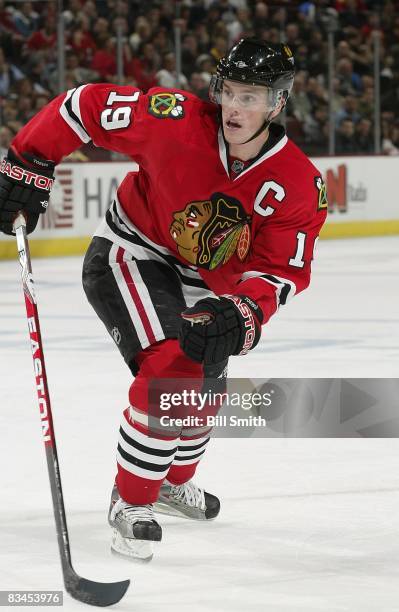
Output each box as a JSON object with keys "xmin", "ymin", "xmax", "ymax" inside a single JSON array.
[{"xmin": 209, "ymin": 75, "xmax": 285, "ymax": 112}]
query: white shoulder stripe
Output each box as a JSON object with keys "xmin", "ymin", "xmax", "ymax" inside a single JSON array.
[
  {"xmin": 71, "ymin": 84, "xmax": 89, "ymax": 134},
  {"xmin": 59, "ymin": 88, "xmax": 91, "ymax": 143}
]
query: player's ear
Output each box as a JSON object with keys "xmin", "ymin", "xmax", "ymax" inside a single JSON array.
[{"xmin": 269, "ymin": 98, "xmax": 286, "ymax": 121}]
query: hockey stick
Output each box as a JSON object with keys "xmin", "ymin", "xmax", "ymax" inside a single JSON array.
[{"xmin": 13, "ymin": 212, "xmax": 130, "ymax": 607}]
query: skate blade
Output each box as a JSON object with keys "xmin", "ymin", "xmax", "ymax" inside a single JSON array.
[{"xmin": 111, "ymin": 528, "xmax": 156, "ymax": 563}]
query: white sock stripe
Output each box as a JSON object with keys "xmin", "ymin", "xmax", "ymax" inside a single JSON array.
[
  {"xmin": 117, "ymin": 452, "xmax": 170, "ymax": 480},
  {"xmin": 128, "ymin": 405, "xmax": 149, "ymax": 427},
  {"xmin": 121, "ymin": 411, "xmax": 179, "ymax": 451},
  {"xmin": 171, "ymin": 455, "xmax": 205, "ymax": 466},
  {"xmin": 129, "ymin": 405, "xmax": 183, "ymax": 436},
  {"xmin": 179, "ymin": 425, "xmax": 213, "ymax": 437}
]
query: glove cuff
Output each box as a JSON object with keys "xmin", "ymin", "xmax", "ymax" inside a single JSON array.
[
  {"xmin": 8, "ymin": 147, "xmax": 55, "ymax": 177},
  {"xmin": 1, "ymin": 148, "xmax": 55, "ymax": 193}
]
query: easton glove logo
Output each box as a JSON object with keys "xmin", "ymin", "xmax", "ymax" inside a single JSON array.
[
  {"xmin": 1, "ymin": 159, "xmax": 54, "ymax": 191},
  {"xmin": 225, "ymin": 295, "xmax": 258, "ymax": 354},
  {"xmin": 170, "ymin": 193, "xmax": 251, "ymax": 270}
]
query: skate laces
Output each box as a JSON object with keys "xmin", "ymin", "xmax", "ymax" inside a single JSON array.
[
  {"xmin": 168, "ymin": 480, "xmax": 205, "ymax": 511},
  {"xmin": 111, "ymin": 498, "xmax": 154, "ymax": 523}
]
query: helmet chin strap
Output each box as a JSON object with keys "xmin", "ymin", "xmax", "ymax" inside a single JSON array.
[
  {"xmin": 235, "ymin": 96, "xmax": 287, "ymax": 145},
  {"xmin": 241, "ymin": 114, "xmax": 272, "ymax": 144}
]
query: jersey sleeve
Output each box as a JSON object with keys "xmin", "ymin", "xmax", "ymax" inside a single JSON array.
[
  {"xmin": 11, "ymin": 84, "xmax": 151, "ymax": 164},
  {"xmin": 232, "ymin": 177, "xmax": 328, "ymax": 325}
]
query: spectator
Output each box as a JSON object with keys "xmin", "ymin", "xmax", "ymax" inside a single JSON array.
[
  {"xmin": 357, "ymin": 86, "xmax": 374, "ymax": 121},
  {"xmin": 129, "ymin": 17, "xmax": 151, "ymax": 52},
  {"xmin": 181, "ymin": 34, "xmax": 199, "ymax": 77},
  {"xmin": 66, "ymin": 52, "xmax": 99, "ymax": 85},
  {"xmin": 382, "ymin": 121, "xmax": 399, "ymax": 155},
  {"xmin": 27, "ymin": 14, "xmax": 56, "ymax": 50},
  {"xmin": 92, "ymin": 17, "xmax": 110, "ymax": 45},
  {"xmin": 336, "ymin": 118, "xmax": 357, "ymax": 153},
  {"xmin": 0, "ymin": 47, "xmax": 24, "ymax": 97},
  {"xmin": 289, "ymin": 72, "xmax": 312, "ymax": 123},
  {"xmin": 226, "ymin": 7, "xmax": 251, "ymax": 45},
  {"xmin": 151, "ymin": 27, "xmax": 173, "ymax": 56},
  {"xmin": 195, "ymin": 54, "xmax": 216, "ymax": 85},
  {"xmin": 303, "ymin": 103, "xmax": 329, "ymax": 154},
  {"xmin": 354, "ymin": 118, "xmax": 374, "ymax": 153},
  {"xmin": 126, "ymin": 42, "xmax": 159, "ymax": 91},
  {"xmin": 91, "ymin": 37, "xmax": 117, "ymax": 80},
  {"xmin": 0, "ymin": 124, "xmax": 14, "ymax": 160},
  {"xmin": 63, "ymin": 0, "xmax": 84, "ymax": 27},
  {"xmin": 336, "ymin": 58, "xmax": 362, "ymax": 95},
  {"xmin": 13, "ymin": 2, "xmax": 39, "ymax": 38},
  {"xmin": 156, "ymin": 52, "xmax": 188, "ymax": 89},
  {"xmin": 335, "ymin": 95, "xmax": 362, "ymax": 127},
  {"xmin": 69, "ymin": 18, "xmax": 97, "ymax": 65},
  {"xmin": 188, "ymin": 71, "xmax": 209, "ymax": 100},
  {"xmin": 0, "ymin": 0, "xmax": 397, "ymax": 159}
]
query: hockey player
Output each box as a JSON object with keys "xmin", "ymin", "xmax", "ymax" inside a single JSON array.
[{"xmin": 0, "ymin": 39, "xmax": 327, "ymax": 561}]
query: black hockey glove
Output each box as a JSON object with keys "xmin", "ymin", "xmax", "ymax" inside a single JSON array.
[
  {"xmin": 179, "ymin": 295, "xmax": 263, "ymax": 365},
  {"xmin": 0, "ymin": 148, "xmax": 55, "ymax": 235}
]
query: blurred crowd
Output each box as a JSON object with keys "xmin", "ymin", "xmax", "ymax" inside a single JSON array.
[{"xmin": 1, "ymin": 0, "xmax": 399, "ymax": 160}]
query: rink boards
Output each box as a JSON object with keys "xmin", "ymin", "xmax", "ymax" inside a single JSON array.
[{"xmin": 0, "ymin": 156, "xmax": 398, "ymax": 259}]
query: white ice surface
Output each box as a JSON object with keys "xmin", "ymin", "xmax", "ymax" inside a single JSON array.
[{"xmin": 1, "ymin": 236, "xmax": 399, "ymax": 611}]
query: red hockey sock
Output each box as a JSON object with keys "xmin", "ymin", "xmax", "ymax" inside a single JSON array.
[{"xmin": 116, "ymin": 339, "xmax": 205, "ymax": 504}]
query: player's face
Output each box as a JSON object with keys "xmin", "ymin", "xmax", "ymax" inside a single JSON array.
[{"xmin": 221, "ymin": 80, "xmax": 271, "ymax": 145}]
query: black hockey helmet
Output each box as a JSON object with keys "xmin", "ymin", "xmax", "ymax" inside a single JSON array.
[
  {"xmin": 210, "ymin": 38, "xmax": 295, "ymax": 106},
  {"xmin": 209, "ymin": 38, "xmax": 295, "ymax": 142}
]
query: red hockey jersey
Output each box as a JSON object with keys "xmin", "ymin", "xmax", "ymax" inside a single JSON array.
[{"xmin": 12, "ymin": 84, "xmax": 328, "ymax": 325}]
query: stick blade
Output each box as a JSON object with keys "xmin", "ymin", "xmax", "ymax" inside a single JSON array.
[{"xmin": 65, "ymin": 570, "xmax": 130, "ymax": 607}]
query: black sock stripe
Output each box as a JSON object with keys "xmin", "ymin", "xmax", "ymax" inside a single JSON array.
[
  {"xmin": 173, "ymin": 449, "xmax": 206, "ymax": 462},
  {"xmin": 117, "ymin": 444, "xmax": 173, "ymax": 472},
  {"xmin": 177, "ymin": 437, "xmax": 210, "ymax": 452},
  {"xmin": 119, "ymin": 426, "xmax": 177, "ymax": 457}
]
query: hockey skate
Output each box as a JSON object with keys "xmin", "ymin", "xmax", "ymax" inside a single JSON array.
[
  {"xmin": 154, "ymin": 479, "xmax": 220, "ymax": 520},
  {"xmin": 108, "ymin": 486, "xmax": 162, "ymax": 562}
]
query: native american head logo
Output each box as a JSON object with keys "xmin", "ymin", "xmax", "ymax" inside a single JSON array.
[{"xmin": 170, "ymin": 193, "xmax": 251, "ymax": 270}]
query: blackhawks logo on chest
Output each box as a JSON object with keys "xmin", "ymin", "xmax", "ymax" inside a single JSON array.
[{"xmin": 170, "ymin": 193, "xmax": 251, "ymax": 270}]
